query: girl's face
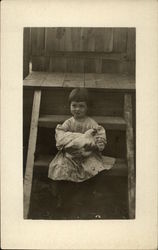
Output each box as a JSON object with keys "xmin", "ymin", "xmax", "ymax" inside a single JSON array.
[{"xmin": 70, "ymin": 101, "xmax": 87, "ymax": 119}]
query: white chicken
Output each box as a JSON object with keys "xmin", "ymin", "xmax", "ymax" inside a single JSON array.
[{"xmin": 64, "ymin": 128, "xmax": 97, "ymax": 157}]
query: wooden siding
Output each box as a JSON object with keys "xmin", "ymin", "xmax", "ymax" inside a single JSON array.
[{"xmin": 26, "ymin": 27, "xmax": 135, "ymax": 74}]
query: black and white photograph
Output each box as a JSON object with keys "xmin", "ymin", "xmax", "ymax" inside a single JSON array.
[
  {"xmin": 1, "ymin": 1, "xmax": 158, "ymax": 249},
  {"xmin": 23, "ymin": 27, "xmax": 136, "ymax": 220}
]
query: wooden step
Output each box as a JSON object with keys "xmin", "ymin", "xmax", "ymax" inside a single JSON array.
[
  {"xmin": 23, "ymin": 72, "xmax": 135, "ymax": 92},
  {"xmin": 34, "ymin": 155, "xmax": 127, "ymax": 177},
  {"xmin": 38, "ymin": 115, "xmax": 126, "ymax": 130}
]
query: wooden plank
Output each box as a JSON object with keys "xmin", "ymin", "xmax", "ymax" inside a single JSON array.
[
  {"xmin": 24, "ymin": 72, "xmax": 48, "ymax": 87},
  {"xmin": 86, "ymin": 28, "xmax": 96, "ymax": 51},
  {"xmin": 24, "ymin": 71, "xmax": 48, "ymax": 80},
  {"xmin": 102, "ymin": 59, "xmax": 119, "ymax": 73},
  {"xmin": 37, "ymin": 51, "xmax": 126, "ymax": 60},
  {"xmin": 24, "ymin": 90, "xmax": 41, "ymax": 219},
  {"xmin": 23, "ymin": 28, "xmax": 31, "ymax": 79},
  {"xmin": 95, "ymin": 74, "xmax": 116, "ymax": 88},
  {"xmin": 124, "ymin": 94, "xmax": 135, "ymax": 219},
  {"xmin": 95, "ymin": 58, "xmax": 102, "ymax": 73},
  {"xmin": 38, "ymin": 115, "xmax": 126, "ymax": 130},
  {"xmin": 49, "ymin": 57, "xmax": 67, "ymax": 72},
  {"xmin": 31, "ymin": 28, "xmax": 45, "ymax": 56},
  {"xmin": 104, "ymin": 28, "xmax": 113, "ymax": 52},
  {"xmin": 127, "ymin": 28, "xmax": 136, "ymax": 61},
  {"xmin": 56, "ymin": 27, "xmax": 66, "ymax": 51},
  {"xmin": 71, "ymin": 28, "xmax": 82, "ymax": 51},
  {"xmin": 45, "ymin": 28, "xmax": 58, "ymax": 54},
  {"xmin": 84, "ymin": 58, "xmax": 96, "ymax": 73},
  {"xmin": 31, "ymin": 56, "xmax": 50, "ymax": 71},
  {"xmin": 95, "ymin": 28, "xmax": 105, "ymax": 52},
  {"xmin": 34, "ymin": 155, "xmax": 127, "ymax": 176},
  {"xmin": 66, "ymin": 57, "xmax": 84, "ymax": 73},
  {"xmin": 84, "ymin": 73, "xmax": 96, "ymax": 87},
  {"xmin": 42, "ymin": 73, "xmax": 65, "ymax": 87},
  {"xmin": 113, "ymin": 28, "xmax": 127, "ymax": 52},
  {"xmin": 24, "ymin": 72, "xmax": 135, "ymax": 91},
  {"xmin": 64, "ymin": 27, "xmax": 73, "ymax": 51},
  {"xmin": 63, "ymin": 73, "xmax": 84, "ymax": 87},
  {"xmin": 80, "ymin": 28, "xmax": 88, "ymax": 51}
]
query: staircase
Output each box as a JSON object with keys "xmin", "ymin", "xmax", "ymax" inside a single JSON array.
[{"xmin": 23, "ymin": 71, "xmax": 135, "ymax": 219}]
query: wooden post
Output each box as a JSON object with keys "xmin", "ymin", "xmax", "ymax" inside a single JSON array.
[
  {"xmin": 124, "ymin": 93, "xmax": 135, "ymax": 219},
  {"xmin": 23, "ymin": 90, "xmax": 41, "ymax": 219},
  {"xmin": 23, "ymin": 28, "xmax": 31, "ymax": 79}
]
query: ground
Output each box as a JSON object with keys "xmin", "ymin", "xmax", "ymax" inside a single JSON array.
[{"xmin": 28, "ymin": 174, "xmax": 128, "ymax": 220}]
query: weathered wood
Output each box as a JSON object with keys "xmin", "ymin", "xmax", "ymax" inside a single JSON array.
[
  {"xmin": 24, "ymin": 71, "xmax": 47, "ymax": 87},
  {"xmin": 31, "ymin": 28, "xmax": 45, "ymax": 56},
  {"xmin": 95, "ymin": 58, "xmax": 102, "ymax": 73},
  {"xmin": 95, "ymin": 28, "xmax": 106, "ymax": 52},
  {"xmin": 45, "ymin": 28, "xmax": 58, "ymax": 54},
  {"xmin": 42, "ymin": 73, "xmax": 65, "ymax": 87},
  {"xmin": 104, "ymin": 28, "xmax": 113, "ymax": 52},
  {"xmin": 124, "ymin": 94, "xmax": 135, "ymax": 219},
  {"xmin": 31, "ymin": 56, "xmax": 50, "ymax": 71},
  {"xmin": 127, "ymin": 28, "xmax": 136, "ymax": 61},
  {"xmin": 63, "ymin": 73, "xmax": 84, "ymax": 87},
  {"xmin": 71, "ymin": 28, "xmax": 82, "ymax": 51},
  {"xmin": 23, "ymin": 28, "xmax": 31, "ymax": 79},
  {"xmin": 84, "ymin": 73, "xmax": 96, "ymax": 87},
  {"xmin": 113, "ymin": 28, "xmax": 127, "ymax": 52},
  {"xmin": 24, "ymin": 72, "xmax": 135, "ymax": 91},
  {"xmin": 66, "ymin": 57, "xmax": 84, "ymax": 73},
  {"xmin": 24, "ymin": 90, "xmax": 41, "ymax": 219},
  {"xmin": 85, "ymin": 28, "xmax": 96, "ymax": 51},
  {"xmin": 49, "ymin": 57, "xmax": 67, "ymax": 72},
  {"xmin": 38, "ymin": 115, "xmax": 126, "ymax": 130},
  {"xmin": 34, "ymin": 51, "xmax": 126, "ymax": 60},
  {"xmin": 102, "ymin": 59, "xmax": 119, "ymax": 73},
  {"xmin": 84, "ymin": 58, "xmax": 96, "ymax": 73},
  {"xmin": 64, "ymin": 27, "xmax": 73, "ymax": 51},
  {"xmin": 34, "ymin": 154, "xmax": 127, "ymax": 176}
]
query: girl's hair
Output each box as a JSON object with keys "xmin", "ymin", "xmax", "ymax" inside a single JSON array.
[{"xmin": 68, "ymin": 88, "xmax": 89, "ymax": 105}]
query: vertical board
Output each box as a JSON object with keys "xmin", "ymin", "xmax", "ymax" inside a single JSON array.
[
  {"xmin": 95, "ymin": 58, "xmax": 102, "ymax": 73},
  {"xmin": 124, "ymin": 94, "xmax": 135, "ymax": 219},
  {"xmin": 45, "ymin": 28, "xmax": 66, "ymax": 54},
  {"xmin": 127, "ymin": 28, "xmax": 136, "ymax": 61},
  {"xmin": 104, "ymin": 28, "xmax": 113, "ymax": 52},
  {"xmin": 81, "ymin": 28, "xmax": 96, "ymax": 51},
  {"xmin": 102, "ymin": 59, "xmax": 119, "ymax": 73},
  {"xmin": 84, "ymin": 58, "xmax": 96, "ymax": 73},
  {"xmin": 113, "ymin": 28, "xmax": 127, "ymax": 52},
  {"xmin": 49, "ymin": 57, "xmax": 67, "ymax": 72},
  {"xmin": 31, "ymin": 56, "xmax": 50, "ymax": 71},
  {"xmin": 23, "ymin": 28, "xmax": 30, "ymax": 79},
  {"xmin": 64, "ymin": 27, "xmax": 73, "ymax": 51},
  {"xmin": 66, "ymin": 57, "xmax": 84, "ymax": 72},
  {"xmin": 80, "ymin": 28, "xmax": 88, "ymax": 51},
  {"xmin": 31, "ymin": 28, "xmax": 45, "ymax": 56},
  {"xmin": 24, "ymin": 90, "xmax": 41, "ymax": 219},
  {"xmin": 71, "ymin": 28, "xmax": 82, "ymax": 51},
  {"xmin": 95, "ymin": 28, "xmax": 105, "ymax": 52}
]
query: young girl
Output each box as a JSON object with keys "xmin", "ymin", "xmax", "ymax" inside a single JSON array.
[{"xmin": 48, "ymin": 88, "xmax": 115, "ymax": 208}]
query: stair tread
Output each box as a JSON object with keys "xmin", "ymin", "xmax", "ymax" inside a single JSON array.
[
  {"xmin": 24, "ymin": 72, "xmax": 135, "ymax": 91},
  {"xmin": 34, "ymin": 155, "xmax": 127, "ymax": 176},
  {"xmin": 38, "ymin": 115, "xmax": 126, "ymax": 130}
]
